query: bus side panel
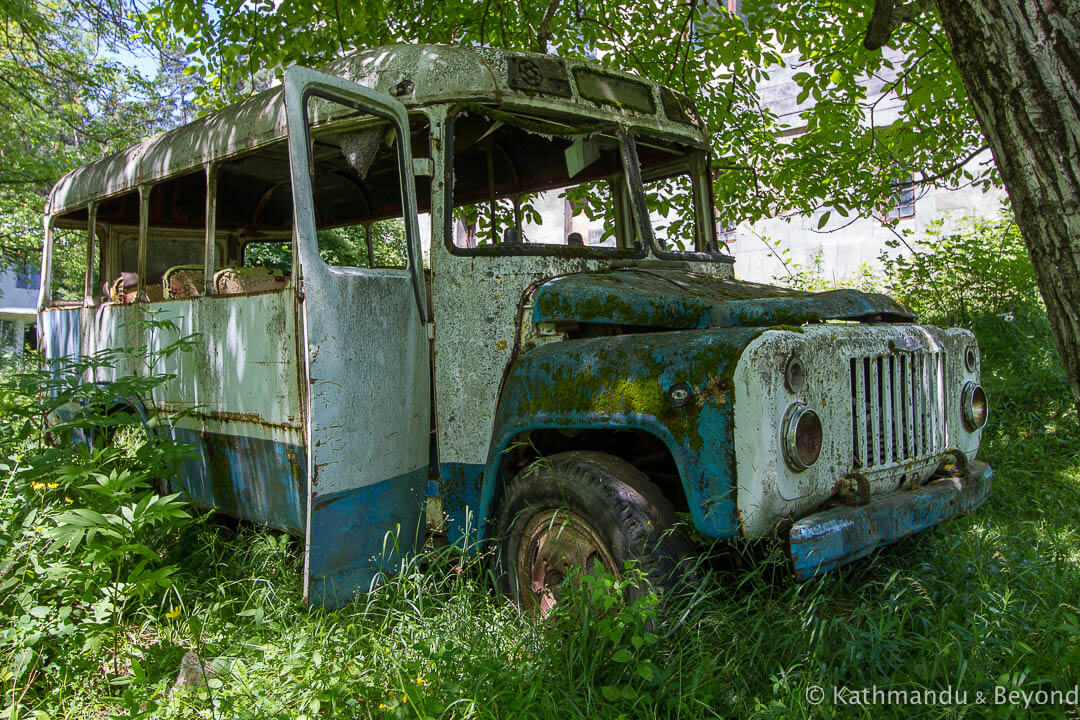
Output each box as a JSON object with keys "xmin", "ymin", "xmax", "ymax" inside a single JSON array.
[
  {"xmin": 40, "ymin": 306, "xmax": 82, "ymax": 366},
  {"xmin": 90, "ymin": 292, "xmax": 307, "ymax": 534},
  {"xmin": 39, "ymin": 307, "xmax": 86, "ymax": 440}
]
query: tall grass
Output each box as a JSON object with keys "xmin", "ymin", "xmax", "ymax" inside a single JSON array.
[{"xmin": 3, "ymin": 214, "xmax": 1079, "ymax": 718}]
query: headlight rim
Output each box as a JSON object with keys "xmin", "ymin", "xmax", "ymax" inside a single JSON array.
[
  {"xmin": 784, "ymin": 352, "xmax": 806, "ymax": 393},
  {"xmin": 964, "ymin": 344, "xmax": 979, "ymax": 373},
  {"xmin": 782, "ymin": 402, "xmax": 823, "ymax": 472},
  {"xmin": 961, "ymin": 381, "xmax": 988, "ymax": 431}
]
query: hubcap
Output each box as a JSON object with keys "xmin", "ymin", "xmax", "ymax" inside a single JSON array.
[{"xmin": 516, "ymin": 509, "xmax": 618, "ymax": 614}]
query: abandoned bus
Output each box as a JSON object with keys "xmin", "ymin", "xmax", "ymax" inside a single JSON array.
[{"xmin": 38, "ymin": 45, "xmax": 991, "ymax": 609}]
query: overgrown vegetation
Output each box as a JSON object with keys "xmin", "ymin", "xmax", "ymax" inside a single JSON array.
[
  {"xmin": 3, "ymin": 217, "xmax": 1078, "ymax": 718},
  {"xmin": 879, "ymin": 211, "xmax": 1039, "ymax": 327}
]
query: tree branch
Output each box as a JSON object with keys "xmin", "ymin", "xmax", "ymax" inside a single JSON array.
[
  {"xmin": 864, "ymin": 0, "xmax": 926, "ymax": 51},
  {"xmin": 917, "ymin": 144, "xmax": 990, "ymax": 186},
  {"xmin": 536, "ymin": 0, "xmax": 562, "ymax": 53}
]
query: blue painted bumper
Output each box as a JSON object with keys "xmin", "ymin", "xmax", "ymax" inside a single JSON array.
[{"xmin": 789, "ymin": 461, "xmax": 992, "ymax": 581}]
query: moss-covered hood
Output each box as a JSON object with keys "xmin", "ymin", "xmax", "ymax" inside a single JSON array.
[{"xmin": 531, "ymin": 267, "xmax": 914, "ymax": 328}]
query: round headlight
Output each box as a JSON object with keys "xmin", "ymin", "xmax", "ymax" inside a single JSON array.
[
  {"xmin": 964, "ymin": 345, "xmax": 978, "ymax": 373},
  {"xmin": 961, "ymin": 382, "xmax": 988, "ymax": 430},
  {"xmin": 782, "ymin": 403, "xmax": 823, "ymax": 471}
]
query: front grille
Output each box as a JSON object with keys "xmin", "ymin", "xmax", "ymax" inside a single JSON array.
[{"xmin": 849, "ymin": 351, "xmax": 947, "ymax": 468}]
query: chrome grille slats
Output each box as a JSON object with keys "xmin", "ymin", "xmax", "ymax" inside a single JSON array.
[{"xmin": 850, "ymin": 349, "xmax": 947, "ymax": 469}]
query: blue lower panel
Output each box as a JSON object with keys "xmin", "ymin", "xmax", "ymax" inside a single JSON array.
[
  {"xmin": 790, "ymin": 461, "xmax": 992, "ymax": 581},
  {"xmin": 171, "ymin": 427, "xmax": 306, "ymax": 535},
  {"xmin": 439, "ymin": 462, "xmax": 484, "ymax": 548},
  {"xmin": 307, "ymin": 467, "xmax": 427, "ymax": 609}
]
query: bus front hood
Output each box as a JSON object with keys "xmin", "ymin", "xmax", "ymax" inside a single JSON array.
[{"xmin": 531, "ymin": 268, "xmax": 914, "ymax": 329}]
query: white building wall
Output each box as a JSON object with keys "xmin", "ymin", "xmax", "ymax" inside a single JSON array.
[
  {"xmin": 0, "ymin": 265, "xmax": 40, "ymax": 356},
  {"xmin": 0, "ymin": 267, "xmax": 40, "ymax": 309},
  {"xmin": 727, "ymin": 51, "xmax": 1007, "ymax": 285},
  {"xmin": 732, "ymin": 174, "xmax": 1007, "ymax": 284}
]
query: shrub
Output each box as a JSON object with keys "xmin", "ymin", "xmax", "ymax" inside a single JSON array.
[
  {"xmin": 879, "ymin": 210, "xmax": 1040, "ymax": 326},
  {"xmin": 771, "ymin": 243, "xmax": 883, "ymax": 294},
  {"xmin": 0, "ymin": 316, "xmax": 196, "ymax": 715}
]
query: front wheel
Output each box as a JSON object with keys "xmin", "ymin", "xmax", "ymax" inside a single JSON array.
[{"xmin": 492, "ymin": 451, "xmax": 694, "ymax": 613}]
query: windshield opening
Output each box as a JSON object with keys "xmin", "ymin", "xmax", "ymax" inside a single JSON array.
[
  {"xmin": 634, "ymin": 135, "xmax": 727, "ymax": 261},
  {"xmin": 446, "ymin": 107, "xmax": 727, "ymax": 262},
  {"xmin": 447, "ymin": 107, "xmax": 640, "ymax": 257}
]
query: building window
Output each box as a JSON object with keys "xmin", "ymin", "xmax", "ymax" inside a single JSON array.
[
  {"xmin": 718, "ymin": 222, "xmax": 737, "ymax": 244},
  {"xmin": 15, "ymin": 263, "xmax": 40, "ymax": 290},
  {"xmin": 886, "ymin": 176, "xmax": 916, "ymax": 221}
]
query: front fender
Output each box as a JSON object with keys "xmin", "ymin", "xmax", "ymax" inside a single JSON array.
[{"xmin": 470, "ymin": 326, "xmax": 766, "ymax": 541}]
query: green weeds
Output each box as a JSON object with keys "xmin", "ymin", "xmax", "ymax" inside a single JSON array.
[{"xmin": 3, "ymin": 215, "xmax": 1079, "ymax": 718}]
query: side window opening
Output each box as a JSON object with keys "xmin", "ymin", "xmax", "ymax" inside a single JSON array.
[
  {"xmin": 77, "ymin": 170, "xmax": 210, "ymax": 303},
  {"xmin": 242, "ymin": 240, "xmax": 292, "ymax": 271},
  {"xmin": 449, "ymin": 110, "xmax": 632, "ymax": 252},
  {"xmin": 43, "ymin": 207, "xmax": 105, "ymax": 307},
  {"xmin": 308, "ymin": 112, "xmax": 431, "ymax": 269},
  {"xmin": 48, "ymin": 227, "xmax": 88, "ymax": 304},
  {"xmin": 89, "ymin": 189, "xmax": 140, "ymax": 303},
  {"xmin": 119, "ymin": 232, "xmax": 210, "ymax": 302},
  {"xmin": 316, "ymin": 220, "xmax": 412, "ymax": 268},
  {"xmin": 140, "ymin": 172, "xmax": 205, "ymax": 302}
]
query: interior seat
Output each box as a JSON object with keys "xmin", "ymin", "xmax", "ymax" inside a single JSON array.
[
  {"xmin": 162, "ymin": 265, "xmax": 204, "ymax": 299},
  {"xmin": 214, "ymin": 267, "xmax": 290, "ymax": 295},
  {"xmin": 108, "ymin": 273, "xmax": 164, "ymax": 303}
]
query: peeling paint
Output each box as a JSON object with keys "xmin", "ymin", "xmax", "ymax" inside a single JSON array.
[
  {"xmin": 477, "ymin": 326, "xmax": 764, "ymax": 538},
  {"xmin": 790, "ymin": 461, "xmax": 992, "ymax": 580}
]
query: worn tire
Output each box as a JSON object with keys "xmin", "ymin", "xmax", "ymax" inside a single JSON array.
[{"xmin": 492, "ymin": 451, "xmax": 694, "ymax": 611}]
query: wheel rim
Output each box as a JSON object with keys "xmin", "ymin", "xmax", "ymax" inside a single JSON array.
[{"xmin": 516, "ymin": 509, "xmax": 618, "ymax": 614}]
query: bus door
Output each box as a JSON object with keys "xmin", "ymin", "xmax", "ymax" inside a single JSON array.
[{"xmin": 283, "ymin": 67, "xmax": 431, "ymax": 607}]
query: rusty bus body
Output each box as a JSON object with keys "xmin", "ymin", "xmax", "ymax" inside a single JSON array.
[{"xmin": 39, "ymin": 45, "xmax": 991, "ymax": 608}]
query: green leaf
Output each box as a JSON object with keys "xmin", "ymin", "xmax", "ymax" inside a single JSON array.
[
  {"xmin": 601, "ymin": 685, "xmax": 621, "ymax": 702},
  {"xmin": 611, "ymin": 648, "xmax": 633, "ymax": 663},
  {"xmin": 635, "ymin": 660, "xmax": 657, "ymax": 683},
  {"xmin": 56, "ymin": 509, "xmax": 107, "ymax": 527}
]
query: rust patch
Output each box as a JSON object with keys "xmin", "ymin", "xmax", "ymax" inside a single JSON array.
[
  {"xmin": 151, "ymin": 403, "xmax": 301, "ymax": 431},
  {"xmin": 698, "ymin": 375, "xmax": 728, "ymax": 407}
]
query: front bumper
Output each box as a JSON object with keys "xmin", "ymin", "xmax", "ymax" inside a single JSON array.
[{"xmin": 789, "ymin": 460, "xmax": 992, "ymax": 581}]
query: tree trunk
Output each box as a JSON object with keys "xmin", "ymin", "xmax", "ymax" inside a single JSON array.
[{"xmin": 934, "ymin": 1, "xmax": 1080, "ymax": 415}]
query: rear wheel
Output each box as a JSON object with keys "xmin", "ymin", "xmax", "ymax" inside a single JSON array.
[{"xmin": 492, "ymin": 451, "xmax": 694, "ymax": 612}]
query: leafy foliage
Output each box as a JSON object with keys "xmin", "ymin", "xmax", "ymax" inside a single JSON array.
[
  {"xmin": 880, "ymin": 210, "xmax": 1040, "ymax": 326},
  {"xmin": 318, "ymin": 220, "xmax": 409, "ymax": 268},
  {"xmin": 1, "ymin": 217, "xmax": 1078, "ymax": 720},
  {"xmin": 0, "ymin": 312, "xmax": 196, "ymax": 713},
  {"xmin": 0, "ymin": 0, "xmax": 195, "ymax": 276}
]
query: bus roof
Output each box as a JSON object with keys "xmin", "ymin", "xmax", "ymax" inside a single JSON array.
[{"xmin": 46, "ymin": 44, "xmax": 708, "ymax": 217}]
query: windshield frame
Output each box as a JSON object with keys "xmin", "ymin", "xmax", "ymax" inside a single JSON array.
[
  {"xmin": 624, "ymin": 131, "xmax": 733, "ymax": 263},
  {"xmin": 441, "ymin": 105, "xmax": 733, "ymax": 263}
]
